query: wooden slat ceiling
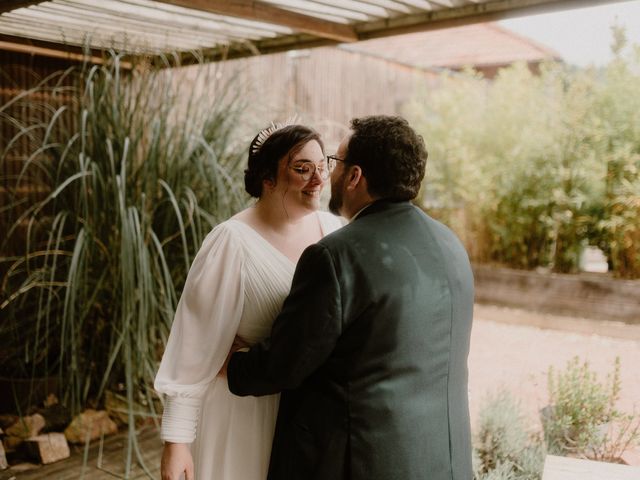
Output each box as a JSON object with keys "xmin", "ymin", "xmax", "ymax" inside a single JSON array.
[{"xmin": 0, "ymin": 0, "xmax": 622, "ymax": 64}]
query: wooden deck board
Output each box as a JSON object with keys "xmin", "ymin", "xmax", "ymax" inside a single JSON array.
[
  {"xmin": 0, "ymin": 427, "xmax": 162, "ymax": 480},
  {"xmin": 542, "ymin": 454, "xmax": 640, "ymax": 480}
]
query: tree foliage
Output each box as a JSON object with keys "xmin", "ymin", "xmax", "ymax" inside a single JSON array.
[{"xmin": 406, "ymin": 42, "xmax": 640, "ymax": 277}]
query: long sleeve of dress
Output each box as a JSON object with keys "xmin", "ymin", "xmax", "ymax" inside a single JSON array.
[{"xmin": 154, "ymin": 223, "xmax": 245, "ymax": 443}]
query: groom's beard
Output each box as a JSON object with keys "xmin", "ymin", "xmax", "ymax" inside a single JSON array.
[{"xmin": 329, "ymin": 171, "xmax": 347, "ymax": 216}]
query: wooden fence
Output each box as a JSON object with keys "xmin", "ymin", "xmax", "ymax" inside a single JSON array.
[
  {"xmin": 190, "ymin": 46, "xmax": 439, "ymax": 148},
  {"xmin": 1, "ymin": 51, "xmax": 80, "ymax": 257}
]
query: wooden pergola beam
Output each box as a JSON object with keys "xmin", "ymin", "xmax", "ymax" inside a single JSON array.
[
  {"xmin": 158, "ymin": 0, "xmax": 619, "ymax": 67},
  {"xmin": 0, "ymin": 33, "xmax": 126, "ymax": 66},
  {"xmin": 1, "ymin": 0, "xmax": 625, "ymax": 66},
  {"xmin": 0, "ymin": 0, "xmax": 47, "ymax": 14},
  {"xmin": 354, "ymin": 0, "xmax": 620, "ymax": 40},
  {"xmin": 156, "ymin": 0, "xmax": 358, "ymax": 43},
  {"xmin": 160, "ymin": 34, "xmax": 335, "ymax": 67}
]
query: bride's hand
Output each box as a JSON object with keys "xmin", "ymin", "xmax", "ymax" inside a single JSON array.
[{"xmin": 161, "ymin": 442, "xmax": 194, "ymax": 480}]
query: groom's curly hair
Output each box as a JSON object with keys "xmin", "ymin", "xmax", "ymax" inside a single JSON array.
[{"xmin": 346, "ymin": 115, "xmax": 427, "ymax": 201}]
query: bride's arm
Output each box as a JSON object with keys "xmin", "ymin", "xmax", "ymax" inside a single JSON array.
[{"xmin": 154, "ymin": 224, "xmax": 245, "ymax": 442}]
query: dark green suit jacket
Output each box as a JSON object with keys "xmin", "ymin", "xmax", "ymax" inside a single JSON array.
[{"xmin": 228, "ymin": 200, "xmax": 474, "ymax": 480}]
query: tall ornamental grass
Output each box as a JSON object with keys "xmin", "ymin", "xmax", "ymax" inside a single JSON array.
[
  {"xmin": 406, "ymin": 34, "xmax": 640, "ymax": 277},
  {"xmin": 0, "ymin": 52, "xmax": 249, "ymax": 424}
]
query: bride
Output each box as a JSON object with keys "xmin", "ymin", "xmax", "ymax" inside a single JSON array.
[{"xmin": 154, "ymin": 123, "xmax": 342, "ymax": 480}]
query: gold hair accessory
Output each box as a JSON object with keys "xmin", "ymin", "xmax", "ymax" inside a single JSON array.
[{"xmin": 251, "ymin": 116, "xmax": 298, "ymax": 155}]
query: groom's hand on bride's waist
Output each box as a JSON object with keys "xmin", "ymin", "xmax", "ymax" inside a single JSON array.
[{"xmin": 218, "ymin": 336, "xmax": 250, "ymax": 378}]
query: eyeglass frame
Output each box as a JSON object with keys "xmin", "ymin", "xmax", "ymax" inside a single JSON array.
[
  {"xmin": 327, "ymin": 154, "xmax": 349, "ymax": 172},
  {"xmin": 288, "ymin": 159, "xmax": 330, "ymax": 181}
]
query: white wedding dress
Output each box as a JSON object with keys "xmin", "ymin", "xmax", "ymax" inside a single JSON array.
[{"xmin": 154, "ymin": 211, "xmax": 342, "ymax": 480}]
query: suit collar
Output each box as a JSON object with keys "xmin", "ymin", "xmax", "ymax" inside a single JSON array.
[{"xmin": 351, "ymin": 199, "xmax": 412, "ymax": 221}]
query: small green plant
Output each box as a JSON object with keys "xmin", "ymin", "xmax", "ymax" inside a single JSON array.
[
  {"xmin": 543, "ymin": 356, "xmax": 640, "ymax": 461},
  {"xmin": 477, "ymin": 462, "xmax": 518, "ymax": 480},
  {"xmin": 474, "ymin": 389, "xmax": 544, "ymax": 480}
]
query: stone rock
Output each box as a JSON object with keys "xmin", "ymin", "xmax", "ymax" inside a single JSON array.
[
  {"xmin": 0, "ymin": 415, "xmax": 18, "ymax": 430},
  {"xmin": 5, "ymin": 414, "xmax": 45, "ymax": 439},
  {"xmin": 43, "ymin": 394, "xmax": 59, "ymax": 407},
  {"xmin": 38, "ymin": 404, "xmax": 71, "ymax": 432},
  {"xmin": 105, "ymin": 390, "xmax": 151, "ymax": 427},
  {"xmin": 0, "ymin": 439, "xmax": 7, "ymax": 470},
  {"xmin": 25, "ymin": 433, "xmax": 70, "ymax": 464},
  {"xmin": 64, "ymin": 410, "xmax": 118, "ymax": 444},
  {"xmin": 105, "ymin": 391, "xmax": 130, "ymax": 426},
  {"xmin": 3, "ymin": 435, "xmax": 23, "ymax": 451}
]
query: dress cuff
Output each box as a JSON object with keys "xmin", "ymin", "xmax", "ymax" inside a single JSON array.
[{"xmin": 160, "ymin": 395, "xmax": 201, "ymax": 444}]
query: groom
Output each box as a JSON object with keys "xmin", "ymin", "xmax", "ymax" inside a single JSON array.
[{"xmin": 227, "ymin": 115, "xmax": 474, "ymax": 480}]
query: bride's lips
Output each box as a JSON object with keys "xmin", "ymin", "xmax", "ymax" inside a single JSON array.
[{"xmin": 302, "ymin": 190, "xmax": 320, "ymax": 196}]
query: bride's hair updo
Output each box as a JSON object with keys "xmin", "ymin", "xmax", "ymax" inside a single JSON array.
[{"xmin": 244, "ymin": 124, "xmax": 323, "ymax": 198}]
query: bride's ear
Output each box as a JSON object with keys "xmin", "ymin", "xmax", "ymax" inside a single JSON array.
[{"xmin": 263, "ymin": 177, "xmax": 276, "ymax": 191}]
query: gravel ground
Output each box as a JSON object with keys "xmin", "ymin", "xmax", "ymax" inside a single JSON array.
[{"xmin": 468, "ymin": 304, "xmax": 640, "ymax": 465}]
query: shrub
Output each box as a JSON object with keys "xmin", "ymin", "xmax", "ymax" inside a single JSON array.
[
  {"xmin": 474, "ymin": 389, "xmax": 544, "ymax": 480},
  {"xmin": 543, "ymin": 356, "xmax": 640, "ymax": 461},
  {"xmin": 406, "ymin": 39, "xmax": 640, "ymax": 277}
]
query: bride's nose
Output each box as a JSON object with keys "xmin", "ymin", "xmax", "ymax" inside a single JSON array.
[{"xmin": 308, "ymin": 167, "xmax": 325, "ymax": 185}]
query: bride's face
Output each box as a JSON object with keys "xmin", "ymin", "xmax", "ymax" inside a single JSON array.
[{"xmin": 270, "ymin": 139, "xmax": 326, "ymax": 217}]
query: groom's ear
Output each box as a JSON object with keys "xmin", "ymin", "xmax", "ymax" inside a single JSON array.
[{"xmin": 345, "ymin": 165, "xmax": 364, "ymax": 192}]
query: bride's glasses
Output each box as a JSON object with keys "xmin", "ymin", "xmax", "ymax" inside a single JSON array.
[{"xmin": 290, "ymin": 160, "xmax": 330, "ymax": 181}]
